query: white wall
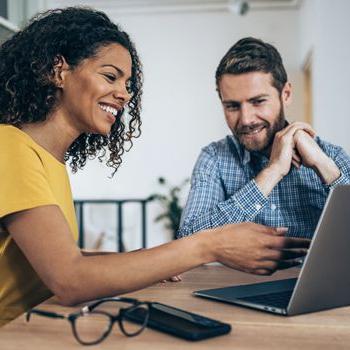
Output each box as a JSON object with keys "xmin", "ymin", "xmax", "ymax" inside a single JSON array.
[
  {"xmin": 46, "ymin": 1, "xmax": 302, "ymax": 248},
  {"xmin": 299, "ymin": 0, "xmax": 350, "ymax": 151},
  {"xmin": 7, "ymin": 0, "xmax": 47, "ymax": 27},
  {"xmin": 61, "ymin": 7, "xmax": 302, "ymax": 200},
  {"xmin": 9, "ymin": 1, "xmax": 350, "ymax": 250}
]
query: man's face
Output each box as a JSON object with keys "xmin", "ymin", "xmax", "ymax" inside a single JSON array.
[{"xmin": 218, "ymin": 72, "xmax": 291, "ymax": 152}]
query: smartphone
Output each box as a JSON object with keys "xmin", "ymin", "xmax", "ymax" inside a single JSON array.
[{"xmin": 125, "ymin": 302, "xmax": 231, "ymax": 341}]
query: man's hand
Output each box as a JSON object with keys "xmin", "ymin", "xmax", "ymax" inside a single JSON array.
[
  {"xmin": 293, "ymin": 130, "xmax": 323, "ymax": 168},
  {"xmin": 293, "ymin": 130, "xmax": 341, "ymax": 184},
  {"xmin": 255, "ymin": 122, "xmax": 316, "ymax": 197},
  {"xmin": 267, "ymin": 122, "xmax": 316, "ymax": 178},
  {"xmin": 210, "ymin": 222, "xmax": 310, "ymax": 275}
]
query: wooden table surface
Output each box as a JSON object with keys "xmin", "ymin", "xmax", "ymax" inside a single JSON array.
[{"xmin": 1, "ymin": 264, "xmax": 350, "ymax": 349}]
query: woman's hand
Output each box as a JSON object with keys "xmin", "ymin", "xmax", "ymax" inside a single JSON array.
[
  {"xmin": 205, "ymin": 222, "xmax": 310, "ymax": 275},
  {"xmin": 160, "ymin": 275, "xmax": 182, "ymax": 283}
]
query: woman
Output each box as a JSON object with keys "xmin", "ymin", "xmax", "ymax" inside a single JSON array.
[{"xmin": 0, "ymin": 7, "xmax": 309, "ymax": 326}]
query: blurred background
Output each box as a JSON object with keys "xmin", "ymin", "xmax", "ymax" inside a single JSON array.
[{"xmin": 1, "ymin": 0, "xmax": 349, "ymax": 250}]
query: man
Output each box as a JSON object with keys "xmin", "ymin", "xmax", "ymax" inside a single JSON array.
[{"xmin": 178, "ymin": 37, "xmax": 350, "ymax": 238}]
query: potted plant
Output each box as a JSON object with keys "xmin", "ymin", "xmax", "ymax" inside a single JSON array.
[{"xmin": 150, "ymin": 177, "xmax": 189, "ymax": 239}]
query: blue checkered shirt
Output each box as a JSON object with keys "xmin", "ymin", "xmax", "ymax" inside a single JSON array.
[{"xmin": 178, "ymin": 135, "xmax": 350, "ymax": 238}]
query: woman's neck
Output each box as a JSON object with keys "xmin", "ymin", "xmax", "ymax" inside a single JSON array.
[{"xmin": 21, "ymin": 113, "xmax": 80, "ymax": 164}]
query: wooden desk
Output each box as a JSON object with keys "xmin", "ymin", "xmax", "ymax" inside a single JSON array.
[{"xmin": 1, "ymin": 265, "xmax": 350, "ymax": 349}]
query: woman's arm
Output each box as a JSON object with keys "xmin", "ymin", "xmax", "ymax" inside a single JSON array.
[
  {"xmin": 81, "ymin": 250, "xmax": 182, "ymax": 282},
  {"xmin": 3, "ymin": 205, "xmax": 309, "ymax": 306}
]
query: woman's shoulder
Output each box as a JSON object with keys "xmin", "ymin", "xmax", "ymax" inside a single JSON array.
[
  {"xmin": 0, "ymin": 124, "xmax": 28, "ymax": 143},
  {"xmin": 0, "ymin": 124, "xmax": 66, "ymax": 171},
  {"xmin": 0, "ymin": 124, "xmax": 38, "ymax": 159}
]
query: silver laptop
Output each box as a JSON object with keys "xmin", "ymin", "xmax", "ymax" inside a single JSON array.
[{"xmin": 194, "ymin": 185, "xmax": 350, "ymax": 316}]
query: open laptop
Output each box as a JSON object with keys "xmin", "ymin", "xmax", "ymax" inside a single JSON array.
[{"xmin": 193, "ymin": 185, "xmax": 350, "ymax": 316}]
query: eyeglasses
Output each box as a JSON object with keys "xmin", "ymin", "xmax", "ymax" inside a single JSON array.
[{"xmin": 26, "ymin": 297, "xmax": 151, "ymax": 345}]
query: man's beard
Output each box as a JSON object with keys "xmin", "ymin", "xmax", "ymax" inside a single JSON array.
[{"xmin": 234, "ymin": 104, "xmax": 286, "ymax": 153}]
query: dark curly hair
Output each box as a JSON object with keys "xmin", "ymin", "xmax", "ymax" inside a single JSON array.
[
  {"xmin": 0, "ymin": 7, "xmax": 143, "ymax": 175},
  {"xmin": 216, "ymin": 37, "xmax": 287, "ymax": 96}
]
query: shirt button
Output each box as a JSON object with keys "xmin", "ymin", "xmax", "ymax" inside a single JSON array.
[
  {"xmin": 271, "ymin": 204, "xmax": 277, "ymax": 211},
  {"xmin": 255, "ymin": 203, "xmax": 262, "ymax": 210}
]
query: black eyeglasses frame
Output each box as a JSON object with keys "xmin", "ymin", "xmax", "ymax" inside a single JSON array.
[{"xmin": 26, "ymin": 297, "xmax": 151, "ymax": 346}]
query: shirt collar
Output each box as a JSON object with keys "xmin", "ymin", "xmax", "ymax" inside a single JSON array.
[
  {"xmin": 230, "ymin": 135, "xmax": 251, "ymax": 165},
  {"xmin": 230, "ymin": 134, "xmax": 272, "ymax": 165}
]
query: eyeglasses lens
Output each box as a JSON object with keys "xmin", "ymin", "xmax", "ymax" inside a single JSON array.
[
  {"xmin": 74, "ymin": 311, "xmax": 112, "ymax": 344},
  {"xmin": 121, "ymin": 304, "xmax": 149, "ymax": 336},
  {"xmin": 76, "ymin": 300, "xmax": 148, "ymax": 342}
]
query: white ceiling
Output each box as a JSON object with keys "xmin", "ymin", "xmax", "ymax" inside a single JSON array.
[{"xmin": 49, "ymin": 0, "xmax": 302, "ymax": 15}]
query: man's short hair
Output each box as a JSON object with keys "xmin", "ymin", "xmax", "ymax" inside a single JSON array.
[{"xmin": 215, "ymin": 37, "xmax": 288, "ymax": 95}]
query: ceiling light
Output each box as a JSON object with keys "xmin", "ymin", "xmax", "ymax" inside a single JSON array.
[{"xmin": 228, "ymin": 0, "xmax": 250, "ymax": 16}]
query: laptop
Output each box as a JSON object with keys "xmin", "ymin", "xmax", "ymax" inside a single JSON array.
[{"xmin": 193, "ymin": 185, "xmax": 350, "ymax": 316}]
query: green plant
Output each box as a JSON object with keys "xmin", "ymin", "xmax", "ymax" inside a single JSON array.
[{"xmin": 150, "ymin": 177, "xmax": 189, "ymax": 239}]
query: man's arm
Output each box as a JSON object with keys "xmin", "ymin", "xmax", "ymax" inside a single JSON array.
[
  {"xmin": 178, "ymin": 123, "xmax": 315, "ymax": 237},
  {"xmin": 293, "ymin": 130, "xmax": 350, "ymax": 187},
  {"xmin": 255, "ymin": 122, "xmax": 316, "ymax": 196},
  {"xmin": 178, "ymin": 146, "xmax": 269, "ymax": 237}
]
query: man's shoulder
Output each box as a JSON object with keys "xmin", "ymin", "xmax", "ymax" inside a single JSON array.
[
  {"xmin": 201, "ymin": 135, "xmax": 240, "ymax": 158},
  {"xmin": 193, "ymin": 135, "xmax": 242, "ymax": 177},
  {"xmin": 315, "ymin": 136, "xmax": 345, "ymax": 157}
]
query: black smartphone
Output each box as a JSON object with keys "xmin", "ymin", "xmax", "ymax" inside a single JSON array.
[{"xmin": 125, "ymin": 302, "xmax": 231, "ymax": 341}]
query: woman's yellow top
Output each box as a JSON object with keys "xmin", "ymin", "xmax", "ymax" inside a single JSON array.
[{"xmin": 0, "ymin": 125, "xmax": 78, "ymax": 326}]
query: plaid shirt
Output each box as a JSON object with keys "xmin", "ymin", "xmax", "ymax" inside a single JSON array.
[{"xmin": 178, "ymin": 135, "xmax": 350, "ymax": 238}]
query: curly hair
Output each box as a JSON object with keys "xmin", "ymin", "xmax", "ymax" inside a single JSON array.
[
  {"xmin": 216, "ymin": 37, "xmax": 287, "ymax": 96},
  {"xmin": 0, "ymin": 7, "xmax": 143, "ymax": 175}
]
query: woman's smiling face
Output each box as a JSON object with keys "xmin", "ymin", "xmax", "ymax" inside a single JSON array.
[{"xmin": 58, "ymin": 43, "xmax": 132, "ymax": 136}]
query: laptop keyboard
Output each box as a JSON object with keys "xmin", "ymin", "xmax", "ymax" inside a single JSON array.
[{"xmin": 238, "ymin": 290, "xmax": 294, "ymax": 309}]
